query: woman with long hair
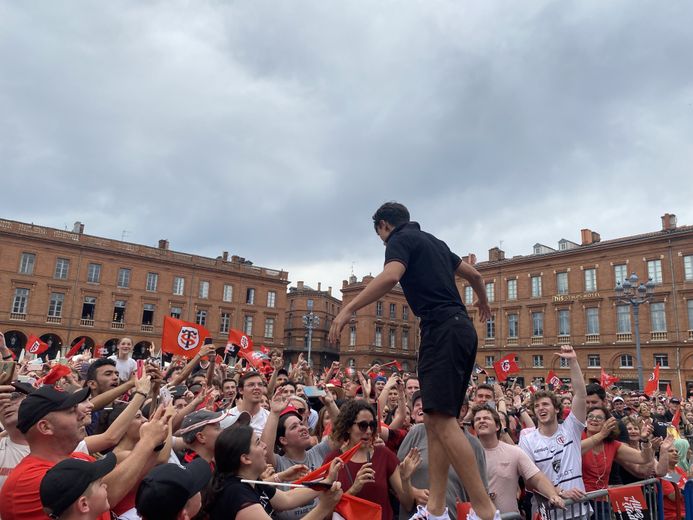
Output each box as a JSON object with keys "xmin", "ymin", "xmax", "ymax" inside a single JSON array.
[
  {"xmin": 618, "ymin": 415, "xmax": 658, "ymax": 483},
  {"xmin": 322, "ymin": 399, "xmax": 420, "ymax": 520},
  {"xmin": 204, "ymin": 424, "xmax": 343, "ymax": 520}
]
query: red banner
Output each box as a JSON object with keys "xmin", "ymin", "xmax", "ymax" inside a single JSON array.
[
  {"xmin": 608, "ymin": 484, "xmax": 648, "ymax": 517},
  {"xmin": 161, "ymin": 316, "xmax": 210, "ymax": 358},
  {"xmin": 547, "ymin": 370, "xmax": 561, "ymax": 388},
  {"xmin": 600, "ymin": 368, "xmax": 620, "ymax": 389},
  {"xmin": 333, "ymin": 493, "xmax": 381, "ymax": 520},
  {"xmin": 227, "ymin": 328, "xmax": 253, "ymax": 351},
  {"xmin": 25, "ymin": 335, "xmax": 48, "ymax": 355},
  {"xmin": 644, "ymin": 365, "xmax": 660, "ymax": 397},
  {"xmin": 65, "ymin": 337, "xmax": 87, "ymax": 359},
  {"xmin": 493, "ymin": 353, "xmax": 519, "ymax": 382}
]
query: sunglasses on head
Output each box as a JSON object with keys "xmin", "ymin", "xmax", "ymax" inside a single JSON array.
[
  {"xmin": 355, "ymin": 420, "xmax": 378, "ymax": 432},
  {"xmin": 295, "ymin": 407, "xmax": 307, "ymax": 415}
]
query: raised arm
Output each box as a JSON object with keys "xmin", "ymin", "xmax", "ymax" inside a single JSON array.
[
  {"xmin": 169, "ymin": 344, "xmax": 216, "ymax": 387},
  {"xmin": 559, "ymin": 346, "xmax": 586, "ymax": 423}
]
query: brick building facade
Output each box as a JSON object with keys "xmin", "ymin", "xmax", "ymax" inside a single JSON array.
[
  {"xmin": 462, "ymin": 214, "xmax": 693, "ymax": 394},
  {"xmin": 0, "ymin": 219, "xmax": 288, "ymax": 359},
  {"xmin": 338, "ymin": 275, "xmax": 419, "ymax": 372},
  {"xmin": 283, "ymin": 281, "xmax": 341, "ymax": 369}
]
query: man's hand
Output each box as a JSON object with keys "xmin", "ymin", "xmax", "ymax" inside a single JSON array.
[
  {"xmin": 412, "ymin": 487, "xmax": 430, "ymax": 506},
  {"xmin": 556, "ymin": 345, "xmax": 577, "ymax": 361},
  {"xmin": 475, "ymin": 301, "xmax": 492, "ymax": 322},
  {"xmin": 329, "ymin": 309, "xmax": 351, "ymax": 345},
  {"xmin": 399, "ymin": 447, "xmax": 421, "ymax": 481},
  {"xmin": 269, "ymin": 388, "xmax": 288, "ymax": 414},
  {"xmin": 558, "ymin": 487, "xmax": 585, "ymax": 501}
]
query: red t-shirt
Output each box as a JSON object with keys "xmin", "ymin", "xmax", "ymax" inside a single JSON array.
[
  {"xmin": 0, "ymin": 453, "xmax": 111, "ymax": 520},
  {"xmin": 661, "ymin": 478, "xmax": 686, "ymax": 520},
  {"xmin": 323, "ymin": 445, "xmax": 399, "ymax": 520},
  {"xmin": 580, "ymin": 434, "xmax": 621, "ymax": 493}
]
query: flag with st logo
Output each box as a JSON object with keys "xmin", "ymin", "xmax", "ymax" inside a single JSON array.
[
  {"xmin": 161, "ymin": 317, "xmax": 210, "ymax": 358},
  {"xmin": 493, "ymin": 353, "xmax": 519, "ymax": 382},
  {"xmin": 25, "ymin": 335, "xmax": 49, "ymax": 356},
  {"xmin": 644, "ymin": 365, "xmax": 660, "ymax": 397},
  {"xmin": 227, "ymin": 328, "xmax": 253, "ymax": 352},
  {"xmin": 546, "ymin": 370, "xmax": 562, "ymax": 389}
]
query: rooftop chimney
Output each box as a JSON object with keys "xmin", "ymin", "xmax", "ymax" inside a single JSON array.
[
  {"xmin": 580, "ymin": 229, "xmax": 601, "ymax": 246},
  {"xmin": 462, "ymin": 253, "xmax": 477, "ymax": 265},
  {"xmin": 661, "ymin": 213, "xmax": 677, "ymax": 231},
  {"xmin": 158, "ymin": 239, "xmax": 169, "ymax": 250},
  {"xmin": 349, "ymin": 274, "xmax": 357, "ymax": 284},
  {"xmin": 328, "ymin": 286, "xmax": 332, "ymax": 296},
  {"xmin": 488, "ymin": 247, "xmax": 505, "ymax": 262},
  {"xmin": 72, "ymin": 221, "xmax": 85, "ymax": 234},
  {"xmin": 317, "ymin": 282, "xmax": 322, "ymax": 291},
  {"xmin": 222, "ymin": 251, "xmax": 228, "ymax": 261},
  {"xmin": 297, "ymin": 281, "xmax": 304, "ymax": 290}
]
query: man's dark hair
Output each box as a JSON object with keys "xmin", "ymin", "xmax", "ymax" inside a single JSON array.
[
  {"xmin": 475, "ymin": 384, "xmax": 494, "ymax": 395},
  {"xmin": 586, "ymin": 383, "xmax": 606, "ymax": 401},
  {"xmin": 238, "ymin": 371, "xmax": 263, "ymax": 397},
  {"xmin": 372, "ymin": 202, "xmax": 410, "ymax": 230},
  {"xmin": 86, "ymin": 358, "xmax": 116, "ymax": 383}
]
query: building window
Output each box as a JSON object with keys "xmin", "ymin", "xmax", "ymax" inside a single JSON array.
[
  {"xmin": 486, "ymin": 316, "xmax": 495, "ymax": 339},
  {"xmin": 617, "ymin": 305, "xmax": 631, "ymax": 333},
  {"xmin": 558, "ymin": 309, "xmax": 570, "ymax": 336},
  {"xmin": 246, "ymin": 288, "xmax": 255, "ymax": 305},
  {"xmin": 54, "ymin": 258, "xmax": 70, "ymax": 280},
  {"xmin": 113, "ymin": 300, "xmax": 126, "ymax": 323},
  {"xmin": 199, "ymin": 281, "xmax": 210, "ymax": 299},
  {"xmin": 172, "ymin": 277, "xmax": 185, "ymax": 296},
  {"xmin": 614, "ymin": 264, "xmax": 628, "ymax": 285},
  {"xmin": 386, "ymin": 303, "xmax": 395, "ymax": 319},
  {"xmin": 464, "ymin": 286, "xmax": 474, "ymax": 305},
  {"xmin": 588, "ymin": 354, "xmax": 601, "ymax": 367},
  {"xmin": 532, "ymin": 355, "xmax": 543, "ymax": 368},
  {"xmin": 82, "ymin": 296, "xmax": 96, "ymax": 319},
  {"xmin": 620, "ymin": 354, "xmax": 634, "ymax": 368},
  {"xmin": 389, "ymin": 327, "xmax": 396, "ymax": 348},
  {"xmin": 243, "ymin": 315, "xmax": 253, "ymax": 335},
  {"xmin": 12, "ymin": 288, "xmax": 29, "ymax": 314},
  {"xmin": 685, "ymin": 256, "xmax": 693, "ymax": 281},
  {"xmin": 560, "ymin": 357, "xmax": 570, "ymax": 368},
  {"xmin": 532, "ymin": 311, "xmax": 544, "ymax": 336},
  {"xmin": 142, "ymin": 304, "xmax": 155, "ymax": 325},
  {"xmin": 196, "ymin": 310, "xmax": 208, "ymax": 327},
  {"xmin": 264, "ymin": 318, "xmax": 275, "ymax": 338},
  {"xmin": 349, "ymin": 326, "xmax": 357, "ymax": 347},
  {"xmin": 647, "ymin": 260, "xmax": 663, "ymax": 284},
  {"xmin": 556, "ymin": 272, "xmax": 568, "ymax": 295},
  {"xmin": 654, "ymin": 354, "xmax": 669, "ymax": 367},
  {"xmin": 402, "ymin": 330, "xmax": 409, "ymax": 350},
  {"xmin": 688, "ymin": 300, "xmax": 693, "ymax": 330},
  {"xmin": 223, "ymin": 284, "xmax": 233, "ymax": 302},
  {"xmin": 306, "ymin": 299, "xmax": 314, "ymax": 310},
  {"xmin": 650, "ymin": 303, "xmax": 666, "ymax": 332},
  {"xmin": 508, "ymin": 314, "xmax": 519, "ymax": 338},
  {"xmin": 19, "ymin": 253, "xmax": 36, "ymax": 274},
  {"xmin": 170, "ymin": 306, "xmax": 182, "ymax": 319},
  {"xmin": 586, "ymin": 308, "xmax": 600, "ymax": 334},
  {"xmin": 87, "ymin": 263, "xmax": 101, "ymax": 283},
  {"xmin": 376, "ymin": 301, "xmax": 383, "ymax": 317},
  {"xmin": 267, "ymin": 291, "xmax": 276, "ymax": 308},
  {"xmin": 531, "ymin": 276, "xmax": 542, "ymax": 298},
  {"xmin": 403, "ymin": 306, "xmax": 409, "ymax": 320},
  {"xmin": 48, "ymin": 293, "xmax": 64, "ymax": 317},
  {"xmin": 375, "ymin": 326, "xmax": 382, "ymax": 347},
  {"xmin": 485, "ymin": 355, "xmax": 494, "ymax": 368},
  {"xmin": 117, "ymin": 268, "xmax": 131, "ymax": 288},
  {"xmin": 507, "ymin": 279, "xmax": 518, "ymax": 301},
  {"xmin": 146, "ymin": 272, "xmax": 158, "ymax": 292},
  {"xmin": 219, "ymin": 312, "xmax": 230, "ymax": 334},
  {"xmin": 584, "ymin": 268, "xmax": 597, "ymax": 292},
  {"xmin": 486, "ymin": 282, "xmax": 495, "ymax": 303}
]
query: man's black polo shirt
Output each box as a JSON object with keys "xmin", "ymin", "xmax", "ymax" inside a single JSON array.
[{"xmin": 384, "ymin": 222, "xmax": 467, "ymax": 327}]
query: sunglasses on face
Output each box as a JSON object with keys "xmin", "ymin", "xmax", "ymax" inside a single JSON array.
[
  {"xmin": 294, "ymin": 407, "xmax": 307, "ymax": 415},
  {"xmin": 355, "ymin": 420, "xmax": 378, "ymax": 432}
]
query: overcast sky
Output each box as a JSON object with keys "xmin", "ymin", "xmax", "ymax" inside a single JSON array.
[{"xmin": 2, "ymin": 1, "xmax": 692, "ymax": 297}]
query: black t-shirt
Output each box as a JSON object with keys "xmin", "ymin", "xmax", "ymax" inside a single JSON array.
[
  {"xmin": 208, "ymin": 475, "xmax": 276, "ymax": 519},
  {"xmin": 384, "ymin": 222, "xmax": 466, "ymax": 325}
]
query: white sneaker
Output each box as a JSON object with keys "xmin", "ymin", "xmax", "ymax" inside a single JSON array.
[
  {"xmin": 408, "ymin": 505, "xmax": 451, "ymax": 520},
  {"xmin": 466, "ymin": 509, "xmax": 502, "ymax": 520}
]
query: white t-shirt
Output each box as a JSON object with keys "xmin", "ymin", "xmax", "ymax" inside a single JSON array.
[
  {"xmin": 0, "ymin": 437, "xmax": 30, "ymax": 491},
  {"xmin": 484, "ymin": 441, "xmax": 540, "ymax": 514},
  {"xmin": 109, "ymin": 355, "xmax": 137, "ymax": 382},
  {"xmin": 519, "ymin": 412, "xmax": 588, "ymax": 519},
  {"xmin": 220, "ymin": 407, "xmax": 269, "ymax": 437}
]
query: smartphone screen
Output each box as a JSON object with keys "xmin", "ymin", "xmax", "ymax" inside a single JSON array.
[
  {"xmin": 137, "ymin": 359, "xmax": 145, "ymax": 378},
  {"xmin": 303, "ymin": 386, "xmax": 326, "ymax": 398}
]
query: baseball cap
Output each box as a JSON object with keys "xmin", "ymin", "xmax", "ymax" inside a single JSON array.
[
  {"xmin": 612, "ymin": 396, "xmax": 624, "ymax": 403},
  {"xmin": 177, "ymin": 410, "xmax": 227, "ymax": 442},
  {"xmin": 17, "ymin": 385, "xmax": 90, "ymax": 434},
  {"xmin": 40, "ymin": 453, "xmax": 116, "ymax": 518},
  {"xmin": 136, "ymin": 458, "xmax": 212, "ymax": 519},
  {"xmin": 671, "ymin": 398, "xmax": 681, "ymax": 404},
  {"xmin": 219, "ymin": 409, "xmax": 252, "ymax": 430}
]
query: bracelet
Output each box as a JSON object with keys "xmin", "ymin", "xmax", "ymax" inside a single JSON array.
[
  {"xmin": 134, "ymin": 391, "xmax": 148, "ymax": 399},
  {"xmin": 2, "ymin": 354, "xmax": 12, "ymax": 360}
]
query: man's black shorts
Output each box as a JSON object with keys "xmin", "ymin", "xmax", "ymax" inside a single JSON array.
[{"xmin": 417, "ymin": 312, "xmax": 477, "ymax": 417}]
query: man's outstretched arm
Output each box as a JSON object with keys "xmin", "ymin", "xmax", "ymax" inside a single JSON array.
[
  {"xmin": 455, "ymin": 260, "xmax": 491, "ymax": 321},
  {"xmin": 328, "ymin": 261, "xmax": 406, "ymax": 343}
]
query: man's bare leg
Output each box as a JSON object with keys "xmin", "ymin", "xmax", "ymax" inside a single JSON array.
[
  {"xmin": 424, "ymin": 421, "xmax": 450, "ymax": 514},
  {"xmin": 424, "ymin": 412, "xmax": 496, "ymax": 520}
]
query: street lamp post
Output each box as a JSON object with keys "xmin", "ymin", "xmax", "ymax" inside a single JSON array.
[
  {"xmin": 615, "ymin": 272, "xmax": 655, "ymax": 391},
  {"xmin": 302, "ymin": 310, "xmax": 320, "ymax": 367}
]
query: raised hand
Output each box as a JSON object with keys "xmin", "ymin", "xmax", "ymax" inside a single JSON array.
[
  {"xmin": 555, "ymin": 345, "xmax": 577, "ymax": 360},
  {"xmin": 399, "ymin": 447, "xmax": 422, "ymax": 481},
  {"xmin": 269, "ymin": 387, "xmax": 289, "ymax": 414}
]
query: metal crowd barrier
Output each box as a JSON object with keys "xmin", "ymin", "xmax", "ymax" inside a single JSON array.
[{"xmin": 498, "ymin": 478, "xmax": 662, "ymax": 520}]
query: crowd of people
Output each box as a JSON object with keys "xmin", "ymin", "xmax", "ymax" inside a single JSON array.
[{"xmin": 1, "ymin": 332, "xmax": 692, "ymax": 520}]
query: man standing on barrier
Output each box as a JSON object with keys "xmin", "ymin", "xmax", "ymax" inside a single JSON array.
[
  {"xmin": 519, "ymin": 345, "xmax": 588, "ymax": 519},
  {"xmin": 329, "ymin": 202, "xmax": 498, "ymax": 520}
]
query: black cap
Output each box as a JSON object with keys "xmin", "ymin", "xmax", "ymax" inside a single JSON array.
[
  {"xmin": 40, "ymin": 453, "xmax": 116, "ymax": 518},
  {"xmin": 136, "ymin": 458, "xmax": 212, "ymax": 519},
  {"xmin": 671, "ymin": 397, "xmax": 681, "ymax": 404},
  {"xmin": 17, "ymin": 385, "xmax": 90, "ymax": 434}
]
